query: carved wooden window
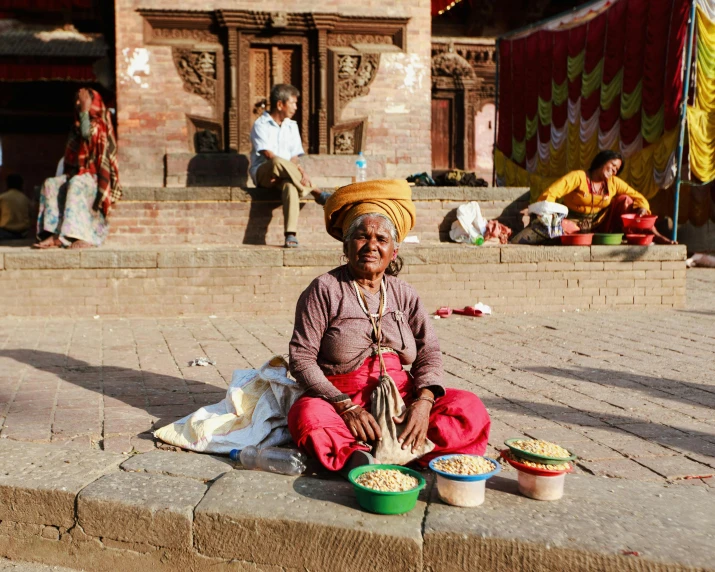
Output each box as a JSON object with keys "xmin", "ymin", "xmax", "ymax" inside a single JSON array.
[{"xmin": 248, "ymin": 45, "xmax": 302, "ymax": 125}]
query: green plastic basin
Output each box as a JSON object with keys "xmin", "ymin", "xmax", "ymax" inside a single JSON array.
[
  {"xmin": 592, "ymin": 233, "xmax": 623, "ymax": 245},
  {"xmin": 348, "ymin": 464, "xmax": 426, "ymax": 515}
]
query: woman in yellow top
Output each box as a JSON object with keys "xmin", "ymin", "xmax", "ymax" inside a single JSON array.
[{"xmin": 538, "ymin": 150, "xmax": 674, "ymax": 242}]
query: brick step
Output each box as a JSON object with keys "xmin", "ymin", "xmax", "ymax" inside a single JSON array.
[
  {"xmin": 0, "ymin": 243, "xmax": 686, "ymax": 317},
  {"xmin": 109, "ymin": 186, "xmax": 529, "ymax": 247}
]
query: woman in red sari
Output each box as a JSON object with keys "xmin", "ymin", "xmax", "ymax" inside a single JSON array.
[{"xmin": 287, "ymin": 179, "xmax": 490, "ymax": 473}]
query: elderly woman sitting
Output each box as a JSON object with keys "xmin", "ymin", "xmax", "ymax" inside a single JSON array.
[{"xmin": 287, "ymin": 180, "xmax": 491, "ymax": 473}]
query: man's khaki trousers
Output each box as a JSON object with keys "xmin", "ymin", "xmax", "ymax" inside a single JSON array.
[{"xmin": 255, "ymin": 157, "xmax": 311, "ymax": 235}]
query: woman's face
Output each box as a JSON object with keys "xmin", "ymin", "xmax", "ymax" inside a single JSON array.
[
  {"xmin": 344, "ymin": 216, "xmax": 397, "ymax": 279},
  {"xmin": 600, "ymin": 158, "xmax": 622, "ymax": 180}
]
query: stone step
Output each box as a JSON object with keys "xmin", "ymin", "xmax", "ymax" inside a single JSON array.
[
  {"xmin": 0, "ymin": 440, "xmax": 712, "ymax": 572},
  {"xmin": 110, "ymin": 186, "xmax": 530, "ymax": 247},
  {"xmin": 0, "ymin": 243, "xmax": 687, "ymax": 317}
]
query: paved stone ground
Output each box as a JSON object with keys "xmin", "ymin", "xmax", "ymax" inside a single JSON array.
[
  {"xmin": 0, "ymin": 269, "xmax": 713, "ymax": 486},
  {"xmin": 0, "ymin": 558, "xmax": 79, "ymax": 571}
]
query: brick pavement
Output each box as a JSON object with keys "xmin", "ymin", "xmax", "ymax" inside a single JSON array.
[{"xmin": 0, "ymin": 269, "xmax": 713, "ymax": 486}]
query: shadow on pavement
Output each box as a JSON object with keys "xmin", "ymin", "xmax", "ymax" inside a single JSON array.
[
  {"xmin": 0, "ymin": 348, "xmax": 226, "ymax": 445},
  {"xmin": 523, "ymin": 365, "xmax": 715, "ymax": 414},
  {"xmin": 481, "ymin": 395, "xmax": 715, "ymax": 461}
]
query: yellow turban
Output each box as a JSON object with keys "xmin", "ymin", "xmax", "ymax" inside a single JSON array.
[{"xmin": 324, "ymin": 179, "xmax": 416, "ymax": 243}]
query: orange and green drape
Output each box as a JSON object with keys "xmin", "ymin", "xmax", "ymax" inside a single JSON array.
[{"xmin": 495, "ymin": 0, "xmax": 691, "ymax": 202}]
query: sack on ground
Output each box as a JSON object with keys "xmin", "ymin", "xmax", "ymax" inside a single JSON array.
[
  {"xmin": 371, "ymin": 372, "xmax": 434, "ymax": 465},
  {"xmin": 154, "ymin": 355, "xmax": 303, "ymax": 454}
]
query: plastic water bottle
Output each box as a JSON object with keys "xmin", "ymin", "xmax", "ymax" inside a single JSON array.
[
  {"xmin": 230, "ymin": 446, "xmax": 307, "ymax": 476},
  {"xmin": 472, "ymin": 235, "xmax": 485, "ymax": 246},
  {"xmin": 355, "ymin": 152, "xmax": 368, "ymax": 182}
]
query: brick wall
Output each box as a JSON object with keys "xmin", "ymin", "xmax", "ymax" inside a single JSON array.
[
  {"xmin": 0, "ymin": 245, "xmax": 687, "ymax": 317},
  {"xmin": 107, "ymin": 187, "xmax": 528, "ymax": 247},
  {"xmin": 115, "ymin": 0, "xmax": 432, "ymax": 187}
]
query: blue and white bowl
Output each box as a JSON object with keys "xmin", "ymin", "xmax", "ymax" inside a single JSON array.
[{"xmin": 428, "ymin": 454, "xmax": 501, "ymax": 507}]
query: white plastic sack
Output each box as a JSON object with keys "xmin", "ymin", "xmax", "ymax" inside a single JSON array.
[
  {"xmin": 449, "ymin": 201, "xmax": 488, "ymax": 243},
  {"xmin": 511, "ymin": 200, "xmax": 569, "ymax": 244},
  {"xmin": 527, "ymin": 201, "xmax": 568, "ymax": 216},
  {"xmin": 154, "ymin": 355, "xmax": 304, "ymax": 454}
]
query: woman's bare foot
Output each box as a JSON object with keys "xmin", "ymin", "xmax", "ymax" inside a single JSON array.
[
  {"xmin": 69, "ymin": 240, "xmax": 94, "ymax": 249},
  {"xmin": 32, "ymin": 236, "xmax": 62, "ymax": 249}
]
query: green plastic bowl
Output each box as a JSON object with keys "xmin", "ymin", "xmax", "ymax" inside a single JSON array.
[
  {"xmin": 504, "ymin": 439, "xmax": 578, "ymax": 465},
  {"xmin": 348, "ymin": 464, "xmax": 426, "ymax": 515},
  {"xmin": 593, "ymin": 233, "xmax": 624, "ymax": 245}
]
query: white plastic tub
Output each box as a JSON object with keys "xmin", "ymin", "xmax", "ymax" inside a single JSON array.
[
  {"xmin": 517, "ymin": 469, "xmax": 566, "ymax": 500},
  {"xmin": 435, "ymin": 474, "xmax": 486, "ymax": 507},
  {"xmin": 429, "ymin": 455, "xmax": 501, "ymax": 508}
]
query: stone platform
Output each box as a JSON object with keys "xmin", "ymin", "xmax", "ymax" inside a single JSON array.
[
  {"xmin": 1, "ymin": 271, "xmax": 714, "ymax": 571},
  {"xmin": 109, "ymin": 186, "xmax": 529, "ymax": 246},
  {"xmin": 0, "ymin": 243, "xmax": 687, "ymax": 317},
  {"xmin": 0, "ymin": 440, "xmax": 712, "ymax": 572}
]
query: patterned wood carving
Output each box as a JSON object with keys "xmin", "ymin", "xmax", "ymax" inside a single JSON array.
[
  {"xmin": 330, "ymin": 49, "xmax": 381, "ymax": 126},
  {"xmin": 327, "ymin": 34, "xmax": 393, "ymax": 47},
  {"xmin": 330, "ymin": 118, "xmax": 367, "ymax": 154},
  {"xmin": 139, "ymin": 10, "xmax": 218, "ymax": 45},
  {"xmin": 173, "ymin": 49, "xmax": 218, "ymax": 103},
  {"xmin": 187, "ymin": 115, "xmax": 223, "ymax": 153}
]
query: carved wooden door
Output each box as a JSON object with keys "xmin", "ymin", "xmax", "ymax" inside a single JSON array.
[
  {"xmin": 431, "ymin": 98, "xmax": 454, "ymax": 170},
  {"xmin": 248, "ymin": 45, "xmax": 302, "ymax": 127}
]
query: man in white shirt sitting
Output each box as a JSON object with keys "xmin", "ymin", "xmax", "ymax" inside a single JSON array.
[{"xmin": 250, "ymin": 84, "xmax": 330, "ymax": 248}]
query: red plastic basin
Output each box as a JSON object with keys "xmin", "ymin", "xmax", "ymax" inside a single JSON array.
[
  {"xmin": 621, "ymin": 214, "xmax": 657, "ymax": 230},
  {"xmin": 626, "ymin": 234, "xmax": 654, "ymax": 245},
  {"xmin": 561, "ymin": 233, "xmax": 593, "ymax": 246}
]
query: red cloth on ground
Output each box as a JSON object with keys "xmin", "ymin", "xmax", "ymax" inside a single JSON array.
[{"xmin": 287, "ymin": 353, "xmax": 490, "ymax": 471}]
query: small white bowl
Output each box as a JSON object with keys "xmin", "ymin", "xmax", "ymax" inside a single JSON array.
[
  {"xmin": 429, "ymin": 455, "xmax": 501, "ymax": 507},
  {"xmin": 517, "ymin": 469, "xmax": 566, "ymax": 501}
]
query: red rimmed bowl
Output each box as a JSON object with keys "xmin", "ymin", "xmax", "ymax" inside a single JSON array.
[
  {"xmin": 560, "ymin": 233, "xmax": 593, "ymax": 246},
  {"xmin": 626, "ymin": 234, "xmax": 654, "ymax": 246},
  {"xmin": 622, "ymin": 214, "xmax": 657, "ymax": 231}
]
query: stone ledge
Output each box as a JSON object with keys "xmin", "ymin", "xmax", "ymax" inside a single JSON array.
[
  {"xmin": 0, "ymin": 245, "xmax": 687, "ymax": 271},
  {"xmin": 120, "ymin": 450, "xmax": 233, "ymax": 482},
  {"xmin": 193, "ymin": 470, "xmax": 425, "ymax": 572},
  {"xmin": 0, "ymin": 441, "xmax": 123, "ymax": 528},
  {"xmin": 77, "ymin": 471, "xmax": 207, "ymax": 550},
  {"xmin": 0, "ymin": 441, "xmax": 713, "ymax": 572},
  {"xmin": 156, "ymin": 249, "xmax": 283, "ymax": 268},
  {"xmin": 590, "ymin": 245, "xmax": 688, "ymax": 262},
  {"xmin": 423, "ymin": 474, "xmax": 714, "ymax": 571},
  {"xmin": 121, "ymin": 186, "xmax": 530, "ymax": 203},
  {"xmin": 500, "ymin": 246, "xmax": 591, "ymax": 263}
]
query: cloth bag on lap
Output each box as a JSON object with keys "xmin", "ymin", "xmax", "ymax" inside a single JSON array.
[{"xmin": 371, "ymin": 368, "xmax": 434, "ymax": 465}]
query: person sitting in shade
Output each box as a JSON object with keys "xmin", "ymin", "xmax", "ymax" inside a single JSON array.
[
  {"xmin": 537, "ymin": 150, "xmax": 675, "ymax": 243},
  {"xmin": 0, "ymin": 174, "xmax": 32, "ymax": 241},
  {"xmin": 249, "ymin": 83, "xmax": 331, "ymax": 249}
]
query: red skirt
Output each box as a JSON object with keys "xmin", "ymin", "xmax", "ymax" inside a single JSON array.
[
  {"xmin": 564, "ymin": 194, "xmax": 639, "ymax": 234},
  {"xmin": 287, "ymin": 353, "xmax": 491, "ymax": 471}
]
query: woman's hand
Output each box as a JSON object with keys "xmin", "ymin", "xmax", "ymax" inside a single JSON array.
[
  {"xmin": 635, "ymin": 208, "xmax": 649, "ymax": 216},
  {"xmin": 394, "ymin": 399, "xmax": 432, "ymax": 453},
  {"xmin": 339, "ymin": 404, "xmax": 382, "ymax": 443},
  {"xmin": 77, "ymin": 88, "xmax": 92, "ymax": 113}
]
